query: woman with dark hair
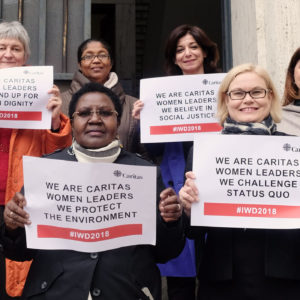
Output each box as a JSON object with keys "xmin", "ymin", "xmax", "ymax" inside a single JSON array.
[
  {"xmin": 1, "ymin": 82, "xmax": 185, "ymax": 300},
  {"xmin": 277, "ymin": 47, "xmax": 300, "ymax": 135},
  {"xmin": 61, "ymin": 38, "xmax": 144, "ymax": 155},
  {"xmin": 164, "ymin": 24, "xmax": 219, "ymax": 76},
  {"xmin": 133, "ymin": 24, "xmax": 220, "ymax": 300}
]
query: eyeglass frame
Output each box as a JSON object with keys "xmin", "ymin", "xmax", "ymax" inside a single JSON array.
[
  {"xmin": 80, "ymin": 54, "xmax": 110, "ymax": 62},
  {"xmin": 72, "ymin": 109, "xmax": 118, "ymax": 120},
  {"xmin": 226, "ymin": 88, "xmax": 271, "ymax": 100}
]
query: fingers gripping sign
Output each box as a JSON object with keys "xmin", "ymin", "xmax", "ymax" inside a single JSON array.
[
  {"xmin": 4, "ymin": 192, "xmax": 31, "ymax": 231},
  {"xmin": 159, "ymin": 187, "xmax": 182, "ymax": 222},
  {"xmin": 179, "ymin": 171, "xmax": 199, "ymax": 217}
]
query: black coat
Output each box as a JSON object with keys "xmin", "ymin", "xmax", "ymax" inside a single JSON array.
[
  {"xmin": 1, "ymin": 148, "xmax": 185, "ymax": 300},
  {"xmin": 184, "ymin": 133, "xmax": 300, "ymax": 300}
]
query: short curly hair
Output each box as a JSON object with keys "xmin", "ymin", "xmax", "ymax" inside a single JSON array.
[{"xmin": 69, "ymin": 82, "xmax": 122, "ymax": 123}]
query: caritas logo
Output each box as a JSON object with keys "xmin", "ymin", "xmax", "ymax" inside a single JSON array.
[
  {"xmin": 283, "ymin": 143, "xmax": 300, "ymax": 152},
  {"xmin": 113, "ymin": 170, "xmax": 143, "ymax": 179}
]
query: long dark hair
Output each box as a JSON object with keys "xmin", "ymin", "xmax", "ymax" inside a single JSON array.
[
  {"xmin": 283, "ymin": 47, "xmax": 300, "ymax": 106},
  {"xmin": 164, "ymin": 24, "xmax": 220, "ymax": 75}
]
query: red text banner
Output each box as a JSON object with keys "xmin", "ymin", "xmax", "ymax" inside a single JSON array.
[{"xmin": 37, "ymin": 224, "xmax": 142, "ymax": 242}]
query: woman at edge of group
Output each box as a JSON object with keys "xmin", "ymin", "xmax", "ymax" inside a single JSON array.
[
  {"xmin": 178, "ymin": 63, "xmax": 300, "ymax": 300},
  {"xmin": 132, "ymin": 24, "xmax": 220, "ymax": 300},
  {"xmin": 61, "ymin": 38, "xmax": 146, "ymax": 156},
  {"xmin": 0, "ymin": 21, "xmax": 72, "ymax": 298},
  {"xmin": 277, "ymin": 47, "xmax": 300, "ymax": 135},
  {"xmin": 1, "ymin": 82, "xmax": 185, "ymax": 300}
]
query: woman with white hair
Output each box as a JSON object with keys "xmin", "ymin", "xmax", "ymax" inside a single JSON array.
[{"xmin": 0, "ymin": 21, "xmax": 72, "ymax": 298}]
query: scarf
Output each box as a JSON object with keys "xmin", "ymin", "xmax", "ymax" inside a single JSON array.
[
  {"xmin": 222, "ymin": 115, "xmax": 277, "ymax": 135},
  {"xmin": 71, "ymin": 139, "xmax": 121, "ymax": 163},
  {"xmin": 104, "ymin": 72, "xmax": 118, "ymax": 89}
]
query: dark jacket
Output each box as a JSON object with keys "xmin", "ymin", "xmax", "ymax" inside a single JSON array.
[
  {"xmin": 1, "ymin": 148, "xmax": 185, "ymax": 300},
  {"xmin": 184, "ymin": 131, "xmax": 300, "ymax": 299}
]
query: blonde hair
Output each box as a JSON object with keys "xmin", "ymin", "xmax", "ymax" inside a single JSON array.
[
  {"xmin": 0, "ymin": 21, "xmax": 30, "ymax": 59},
  {"xmin": 217, "ymin": 63, "xmax": 282, "ymax": 125}
]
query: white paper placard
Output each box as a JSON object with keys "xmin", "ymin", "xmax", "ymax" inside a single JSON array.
[
  {"xmin": 23, "ymin": 156, "xmax": 157, "ymax": 252},
  {"xmin": 140, "ymin": 73, "xmax": 226, "ymax": 143},
  {"xmin": 0, "ymin": 66, "xmax": 53, "ymax": 129},
  {"xmin": 192, "ymin": 134, "xmax": 300, "ymax": 229}
]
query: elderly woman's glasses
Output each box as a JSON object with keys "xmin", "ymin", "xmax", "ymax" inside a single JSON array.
[
  {"xmin": 72, "ymin": 109, "xmax": 118, "ymax": 120},
  {"xmin": 226, "ymin": 88, "xmax": 271, "ymax": 100},
  {"xmin": 80, "ymin": 54, "xmax": 110, "ymax": 62}
]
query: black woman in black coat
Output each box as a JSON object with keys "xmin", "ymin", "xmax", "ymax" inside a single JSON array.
[{"xmin": 1, "ymin": 82, "xmax": 185, "ymax": 300}]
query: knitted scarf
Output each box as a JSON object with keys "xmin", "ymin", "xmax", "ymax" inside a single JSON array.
[
  {"xmin": 71, "ymin": 139, "xmax": 121, "ymax": 163},
  {"xmin": 222, "ymin": 115, "xmax": 277, "ymax": 135}
]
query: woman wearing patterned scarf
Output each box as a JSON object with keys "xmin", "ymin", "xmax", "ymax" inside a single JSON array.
[{"xmin": 178, "ymin": 64, "xmax": 300, "ymax": 300}]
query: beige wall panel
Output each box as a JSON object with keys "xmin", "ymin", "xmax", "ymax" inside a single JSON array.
[{"xmin": 231, "ymin": 0, "xmax": 300, "ymax": 98}]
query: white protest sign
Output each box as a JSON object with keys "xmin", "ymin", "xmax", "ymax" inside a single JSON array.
[
  {"xmin": 23, "ymin": 156, "xmax": 157, "ymax": 252},
  {"xmin": 0, "ymin": 66, "xmax": 53, "ymax": 129},
  {"xmin": 191, "ymin": 134, "xmax": 300, "ymax": 229},
  {"xmin": 140, "ymin": 73, "xmax": 226, "ymax": 143}
]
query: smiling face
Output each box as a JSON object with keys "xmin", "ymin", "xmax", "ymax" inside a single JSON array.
[
  {"xmin": 175, "ymin": 33, "xmax": 206, "ymax": 75},
  {"xmin": 72, "ymin": 92, "xmax": 118, "ymax": 149},
  {"xmin": 0, "ymin": 38, "xmax": 26, "ymax": 69},
  {"xmin": 79, "ymin": 41, "xmax": 112, "ymax": 84},
  {"xmin": 225, "ymin": 72, "xmax": 273, "ymax": 123}
]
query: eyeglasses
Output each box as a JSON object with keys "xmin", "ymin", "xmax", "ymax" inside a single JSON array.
[
  {"xmin": 72, "ymin": 109, "xmax": 118, "ymax": 120},
  {"xmin": 226, "ymin": 88, "xmax": 271, "ymax": 100},
  {"xmin": 80, "ymin": 54, "xmax": 110, "ymax": 62}
]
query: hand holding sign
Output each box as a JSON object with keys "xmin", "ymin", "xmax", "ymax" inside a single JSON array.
[
  {"xmin": 159, "ymin": 187, "xmax": 182, "ymax": 222},
  {"xmin": 4, "ymin": 192, "xmax": 31, "ymax": 231},
  {"xmin": 179, "ymin": 171, "xmax": 199, "ymax": 217},
  {"xmin": 132, "ymin": 99, "xmax": 144, "ymax": 120},
  {"xmin": 47, "ymin": 84, "xmax": 62, "ymax": 131}
]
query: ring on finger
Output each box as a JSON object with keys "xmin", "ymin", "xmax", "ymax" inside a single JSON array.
[{"xmin": 10, "ymin": 211, "xmax": 14, "ymax": 217}]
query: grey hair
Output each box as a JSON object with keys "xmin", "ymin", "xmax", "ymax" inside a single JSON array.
[{"xmin": 0, "ymin": 21, "xmax": 30, "ymax": 59}]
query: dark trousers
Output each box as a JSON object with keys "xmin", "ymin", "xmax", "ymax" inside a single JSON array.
[
  {"xmin": 0, "ymin": 205, "xmax": 7, "ymax": 299},
  {"xmin": 167, "ymin": 276, "xmax": 196, "ymax": 300},
  {"xmin": 0, "ymin": 205, "xmax": 19, "ymax": 300}
]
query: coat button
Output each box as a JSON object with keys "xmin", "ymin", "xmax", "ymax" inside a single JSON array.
[
  {"xmin": 41, "ymin": 281, "xmax": 47, "ymax": 289},
  {"xmin": 90, "ymin": 253, "xmax": 98, "ymax": 259},
  {"xmin": 92, "ymin": 288, "xmax": 101, "ymax": 296}
]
